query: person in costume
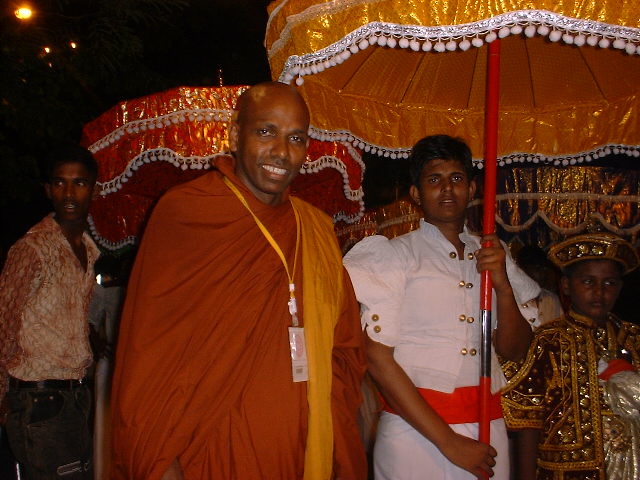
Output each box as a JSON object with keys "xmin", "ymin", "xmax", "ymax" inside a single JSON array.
[
  {"xmin": 343, "ymin": 135, "xmax": 540, "ymax": 479},
  {"xmin": 501, "ymin": 232, "xmax": 640, "ymax": 480},
  {"xmin": 0, "ymin": 145, "xmax": 100, "ymax": 479},
  {"xmin": 110, "ymin": 82, "xmax": 367, "ymax": 480}
]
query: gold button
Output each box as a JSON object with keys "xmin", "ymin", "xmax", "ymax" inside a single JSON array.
[
  {"xmin": 461, "ymin": 348, "xmax": 468, "ymax": 355},
  {"xmin": 465, "ymin": 283, "xmax": 473, "ymax": 289},
  {"xmin": 458, "ymin": 314, "xmax": 466, "ymax": 322},
  {"xmin": 470, "ymin": 349, "xmax": 477, "ymax": 356},
  {"xmin": 449, "ymin": 252, "xmax": 457, "ymax": 259},
  {"xmin": 373, "ymin": 325, "xmax": 381, "ymax": 333},
  {"xmin": 522, "ymin": 303, "xmax": 529, "ymax": 308},
  {"xmin": 467, "ymin": 253, "xmax": 474, "ymax": 260},
  {"xmin": 467, "ymin": 317, "xmax": 475, "ymax": 323},
  {"xmin": 458, "ymin": 280, "xmax": 466, "ymax": 287},
  {"xmin": 371, "ymin": 314, "xmax": 379, "ymax": 321}
]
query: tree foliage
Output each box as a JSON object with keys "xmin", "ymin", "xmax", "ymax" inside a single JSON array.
[{"xmin": 0, "ymin": 0, "xmax": 188, "ymax": 207}]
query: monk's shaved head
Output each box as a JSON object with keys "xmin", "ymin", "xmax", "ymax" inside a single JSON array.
[{"xmin": 235, "ymin": 82, "xmax": 309, "ymax": 126}]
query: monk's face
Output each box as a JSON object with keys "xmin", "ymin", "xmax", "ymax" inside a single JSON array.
[{"xmin": 229, "ymin": 85, "xmax": 310, "ymax": 205}]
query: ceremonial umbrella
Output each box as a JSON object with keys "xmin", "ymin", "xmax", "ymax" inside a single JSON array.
[
  {"xmin": 81, "ymin": 85, "xmax": 367, "ymax": 251},
  {"xmin": 265, "ymin": 0, "xmax": 640, "ymax": 449}
]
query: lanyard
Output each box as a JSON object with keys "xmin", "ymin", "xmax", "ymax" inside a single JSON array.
[{"xmin": 222, "ymin": 176, "xmax": 302, "ymax": 326}]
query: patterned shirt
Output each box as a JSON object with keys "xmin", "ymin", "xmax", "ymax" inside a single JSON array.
[{"xmin": 0, "ymin": 214, "xmax": 100, "ymax": 398}]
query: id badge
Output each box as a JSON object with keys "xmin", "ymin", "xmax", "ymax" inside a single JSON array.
[{"xmin": 288, "ymin": 326, "xmax": 309, "ymax": 382}]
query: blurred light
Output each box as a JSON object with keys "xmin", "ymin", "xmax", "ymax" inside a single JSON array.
[
  {"xmin": 70, "ymin": 42, "xmax": 77, "ymax": 49},
  {"xmin": 15, "ymin": 7, "xmax": 33, "ymax": 20},
  {"xmin": 43, "ymin": 46, "xmax": 51, "ymax": 53}
]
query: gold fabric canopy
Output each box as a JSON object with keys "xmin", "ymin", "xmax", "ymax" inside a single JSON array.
[{"xmin": 266, "ymin": 0, "xmax": 640, "ymax": 165}]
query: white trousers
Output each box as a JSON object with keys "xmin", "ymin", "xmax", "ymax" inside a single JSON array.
[{"xmin": 373, "ymin": 412, "xmax": 510, "ymax": 480}]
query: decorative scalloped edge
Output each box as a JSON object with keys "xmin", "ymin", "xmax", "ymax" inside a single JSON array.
[
  {"xmin": 336, "ymin": 209, "xmax": 640, "ymax": 250},
  {"xmin": 273, "ymin": 9, "xmax": 640, "ymax": 158},
  {"xmin": 91, "ymin": 147, "xmax": 366, "ymax": 250},
  {"xmin": 88, "ymin": 109, "xmax": 232, "ymax": 153},
  {"xmin": 96, "ymin": 148, "xmax": 365, "ymax": 204},
  {"xmin": 309, "ymin": 128, "xmax": 640, "ymax": 166},
  {"xmin": 494, "ymin": 211, "xmax": 640, "ymax": 237},
  {"xmin": 273, "ymin": 9, "xmax": 640, "ymax": 79},
  {"xmin": 467, "ymin": 192, "xmax": 640, "ymax": 206},
  {"xmin": 87, "ymin": 215, "xmax": 137, "ymax": 251},
  {"xmin": 96, "ymin": 148, "xmax": 217, "ymax": 195}
]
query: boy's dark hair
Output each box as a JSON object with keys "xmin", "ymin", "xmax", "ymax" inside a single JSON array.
[
  {"xmin": 45, "ymin": 144, "xmax": 98, "ymax": 183},
  {"xmin": 563, "ymin": 258, "xmax": 625, "ymax": 279},
  {"xmin": 409, "ymin": 135, "xmax": 475, "ymax": 187}
]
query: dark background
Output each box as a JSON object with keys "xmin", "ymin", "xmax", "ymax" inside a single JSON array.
[{"xmin": 1, "ymin": 0, "xmax": 272, "ymax": 252}]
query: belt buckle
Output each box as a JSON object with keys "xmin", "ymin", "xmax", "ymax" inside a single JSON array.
[{"xmin": 57, "ymin": 460, "xmax": 82, "ymax": 476}]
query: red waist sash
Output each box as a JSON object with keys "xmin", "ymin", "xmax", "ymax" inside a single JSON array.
[
  {"xmin": 599, "ymin": 358, "xmax": 636, "ymax": 381},
  {"xmin": 383, "ymin": 385, "xmax": 503, "ymax": 425}
]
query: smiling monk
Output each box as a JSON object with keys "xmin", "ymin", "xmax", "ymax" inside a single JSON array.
[{"xmin": 110, "ymin": 82, "xmax": 367, "ymax": 480}]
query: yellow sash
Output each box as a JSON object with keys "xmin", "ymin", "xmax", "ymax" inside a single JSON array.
[{"xmin": 291, "ymin": 196, "xmax": 343, "ymax": 480}]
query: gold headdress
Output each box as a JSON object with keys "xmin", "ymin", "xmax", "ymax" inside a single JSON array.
[{"xmin": 548, "ymin": 232, "xmax": 640, "ymax": 275}]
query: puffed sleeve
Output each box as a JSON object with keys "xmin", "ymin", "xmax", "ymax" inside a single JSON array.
[
  {"xmin": 343, "ymin": 235, "xmax": 406, "ymax": 347},
  {"xmin": 503, "ymin": 241, "xmax": 541, "ymax": 325}
]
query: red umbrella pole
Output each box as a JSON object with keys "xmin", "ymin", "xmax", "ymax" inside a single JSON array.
[{"xmin": 479, "ymin": 37, "xmax": 501, "ymax": 453}]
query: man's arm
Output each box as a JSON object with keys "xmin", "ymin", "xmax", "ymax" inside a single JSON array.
[
  {"xmin": 366, "ymin": 333, "xmax": 497, "ymax": 478},
  {"xmin": 0, "ymin": 241, "xmax": 40, "ymax": 400},
  {"xmin": 474, "ymin": 234, "xmax": 532, "ymax": 361}
]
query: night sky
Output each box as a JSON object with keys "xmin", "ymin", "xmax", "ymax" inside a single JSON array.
[
  {"xmin": 0, "ymin": 1, "xmax": 274, "ymax": 252},
  {"xmin": 140, "ymin": 0, "xmax": 272, "ymax": 87}
]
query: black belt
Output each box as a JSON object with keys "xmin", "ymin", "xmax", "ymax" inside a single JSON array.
[{"xmin": 9, "ymin": 377, "xmax": 84, "ymax": 390}]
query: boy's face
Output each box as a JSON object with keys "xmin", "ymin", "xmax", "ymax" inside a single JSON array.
[
  {"xmin": 409, "ymin": 158, "xmax": 475, "ymax": 229},
  {"xmin": 561, "ymin": 259, "xmax": 623, "ymax": 325}
]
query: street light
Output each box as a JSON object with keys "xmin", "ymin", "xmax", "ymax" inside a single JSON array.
[{"xmin": 14, "ymin": 7, "xmax": 33, "ymax": 20}]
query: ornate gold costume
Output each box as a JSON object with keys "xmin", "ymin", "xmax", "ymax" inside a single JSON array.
[{"xmin": 502, "ymin": 310, "xmax": 640, "ymax": 479}]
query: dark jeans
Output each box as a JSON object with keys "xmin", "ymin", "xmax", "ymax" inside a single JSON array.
[{"xmin": 5, "ymin": 384, "xmax": 92, "ymax": 480}]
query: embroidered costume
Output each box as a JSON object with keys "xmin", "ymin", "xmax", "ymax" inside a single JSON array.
[
  {"xmin": 502, "ymin": 311, "xmax": 640, "ymax": 479},
  {"xmin": 502, "ymin": 232, "xmax": 640, "ymax": 480}
]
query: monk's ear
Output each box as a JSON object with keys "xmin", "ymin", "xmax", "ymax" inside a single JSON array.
[{"xmin": 228, "ymin": 121, "xmax": 239, "ymax": 154}]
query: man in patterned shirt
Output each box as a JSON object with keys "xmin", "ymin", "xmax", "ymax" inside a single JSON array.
[{"xmin": 0, "ymin": 145, "xmax": 100, "ymax": 479}]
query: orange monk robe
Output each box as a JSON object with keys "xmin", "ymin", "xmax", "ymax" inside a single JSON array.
[{"xmin": 111, "ymin": 156, "xmax": 367, "ymax": 480}]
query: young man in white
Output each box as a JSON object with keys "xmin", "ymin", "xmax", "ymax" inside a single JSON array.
[{"xmin": 344, "ymin": 135, "xmax": 539, "ymax": 479}]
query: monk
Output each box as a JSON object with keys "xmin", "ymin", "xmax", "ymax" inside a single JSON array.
[{"xmin": 110, "ymin": 82, "xmax": 367, "ymax": 480}]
